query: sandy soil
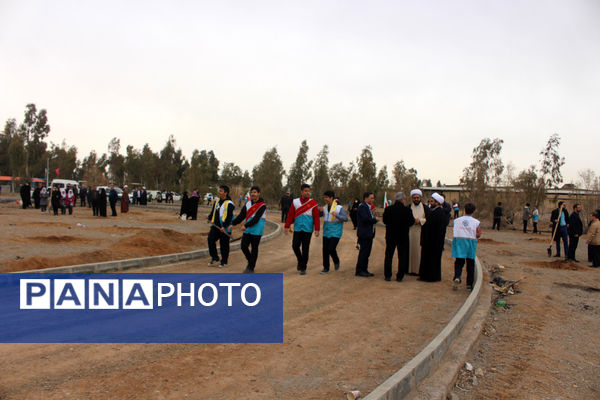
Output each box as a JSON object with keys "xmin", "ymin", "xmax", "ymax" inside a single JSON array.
[
  {"xmin": 451, "ymin": 229, "xmax": 600, "ymax": 399},
  {"xmin": 0, "ymin": 201, "xmax": 469, "ymax": 399},
  {"xmin": 0, "ymin": 203, "xmax": 253, "ymax": 272}
]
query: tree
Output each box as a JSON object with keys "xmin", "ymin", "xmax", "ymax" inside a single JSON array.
[
  {"xmin": 49, "ymin": 141, "xmax": 79, "ymax": 180},
  {"xmin": 124, "ymin": 145, "xmax": 143, "ymax": 185},
  {"xmin": 19, "ymin": 104, "xmax": 50, "ymax": 177},
  {"xmin": 253, "ymin": 147, "xmax": 285, "ymax": 203},
  {"xmin": 107, "ymin": 137, "xmax": 125, "ymax": 185},
  {"xmin": 220, "ymin": 162, "xmax": 244, "ymax": 186},
  {"xmin": 287, "ymin": 140, "xmax": 312, "ymax": 191},
  {"xmin": 0, "ymin": 119, "xmax": 19, "ymax": 177},
  {"xmin": 392, "ymin": 160, "xmax": 420, "ymax": 195},
  {"xmin": 512, "ymin": 166, "xmax": 539, "ymax": 205},
  {"xmin": 578, "ymin": 169, "xmax": 598, "ymax": 191},
  {"xmin": 357, "ymin": 146, "xmax": 377, "ymax": 193},
  {"xmin": 460, "ymin": 138, "xmax": 504, "ymax": 210},
  {"xmin": 376, "ymin": 165, "xmax": 389, "ymax": 204},
  {"xmin": 539, "ymin": 134, "xmax": 565, "ymax": 189},
  {"xmin": 311, "ymin": 145, "xmax": 330, "ymax": 197},
  {"xmin": 80, "ymin": 150, "xmax": 107, "ymax": 186}
]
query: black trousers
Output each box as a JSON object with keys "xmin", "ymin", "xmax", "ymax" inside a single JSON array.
[
  {"xmin": 292, "ymin": 231, "xmax": 312, "ymax": 271},
  {"xmin": 555, "ymin": 226, "xmax": 569, "ymax": 257},
  {"xmin": 208, "ymin": 226, "xmax": 230, "ymax": 264},
  {"xmin": 590, "ymin": 245, "xmax": 600, "ymax": 267},
  {"xmin": 492, "ymin": 217, "xmax": 501, "ymax": 231},
  {"xmin": 110, "ymin": 202, "xmax": 117, "ymax": 216},
  {"xmin": 533, "ymin": 221, "xmax": 538, "ymax": 233},
  {"xmin": 454, "ymin": 258, "xmax": 475, "ymax": 287},
  {"xmin": 384, "ymin": 237, "xmax": 409, "ymax": 280},
  {"xmin": 241, "ymin": 234, "xmax": 262, "ymax": 271},
  {"xmin": 281, "ymin": 208, "xmax": 289, "ymax": 223},
  {"xmin": 322, "ymin": 236, "xmax": 340, "ymax": 270},
  {"xmin": 355, "ymin": 237, "xmax": 373, "ymax": 274},
  {"xmin": 568, "ymin": 236, "xmax": 579, "ymax": 260},
  {"xmin": 523, "ymin": 220, "xmax": 528, "ymax": 233}
]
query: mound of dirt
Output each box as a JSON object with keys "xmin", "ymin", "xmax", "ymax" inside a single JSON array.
[
  {"xmin": 479, "ymin": 238, "xmax": 508, "ymax": 245},
  {"xmin": 27, "ymin": 235, "xmax": 90, "ymax": 244},
  {"xmin": 1, "ymin": 229, "xmax": 208, "ymax": 273},
  {"xmin": 525, "ymin": 259, "xmax": 586, "ymax": 271}
]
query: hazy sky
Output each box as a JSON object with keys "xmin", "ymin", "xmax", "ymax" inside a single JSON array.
[{"xmin": 1, "ymin": 1, "xmax": 599, "ymax": 185}]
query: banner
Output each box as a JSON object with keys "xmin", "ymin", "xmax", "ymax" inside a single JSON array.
[{"xmin": 0, "ymin": 273, "xmax": 283, "ymax": 343}]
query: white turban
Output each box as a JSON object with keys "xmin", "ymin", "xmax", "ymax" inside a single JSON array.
[
  {"xmin": 410, "ymin": 189, "xmax": 422, "ymax": 197},
  {"xmin": 432, "ymin": 192, "xmax": 444, "ymax": 204}
]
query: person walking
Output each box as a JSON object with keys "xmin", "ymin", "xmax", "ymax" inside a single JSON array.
[
  {"xmin": 586, "ymin": 209, "xmax": 600, "ymax": 268},
  {"xmin": 419, "ymin": 193, "xmax": 446, "ymax": 282},
  {"xmin": 51, "ymin": 187, "xmax": 61, "ymax": 215},
  {"xmin": 121, "ymin": 185, "xmax": 130, "ymax": 213},
  {"xmin": 409, "ymin": 189, "xmax": 426, "ymax": 276},
  {"xmin": 451, "ymin": 203, "xmax": 482, "ymax": 290},
  {"xmin": 80, "ymin": 185, "xmax": 87, "ymax": 207},
  {"xmin": 550, "ymin": 201, "xmax": 569, "ymax": 258},
  {"xmin": 492, "ymin": 202, "xmax": 503, "ymax": 231},
  {"xmin": 280, "ymin": 191, "xmax": 293, "ymax": 223},
  {"xmin": 40, "ymin": 187, "xmax": 49, "ymax": 213},
  {"xmin": 33, "ymin": 183, "xmax": 41, "ymax": 209},
  {"xmin": 383, "ymin": 192, "xmax": 415, "ymax": 282},
  {"xmin": 355, "ymin": 192, "xmax": 378, "ymax": 277},
  {"xmin": 452, "ymin": 202, "xmax": 460, "ymax": 219},
  {"xmin": 567, "ymin": 203, "xmax": 583, "ymax": 262},
  {"xmin": 66, "ymin": 188, "xmax": 75, "ymax": 215},
  {"xmin": 284, "ymin": 184, "xmax": 320, "ymax": 275},
  {"xmin": 532, "ymin": 205, "xmax": 540, "ymax": 234},
  {"xmin": 98, "ymin": 188, "xmax": 107, "ymax": 217},
  {"xmin": 522, "ymin": 203, "xmax": 532, "ymax": 233},
  {"xmin": 349, "ymin": 198, "xmax": 360, "ymax": 230},
  {"xmin": 206, "ymin": 185, "xmax": 236, "ymax": 267},
  {"xmin": 320, "ymin": 190, "xmax": 348, "ymax": 274},
  {"xmin": 232, "ymin": 186, "xmax": 267, "ymax": 273},
  {"xmin": 109, "ymin": 185, "xmax": 118, "ymax": 217}
]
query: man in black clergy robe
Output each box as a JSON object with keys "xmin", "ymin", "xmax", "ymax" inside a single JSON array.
[{"xmin": 419, "ymin": 192, "xmax": 447, "ymax": 282}]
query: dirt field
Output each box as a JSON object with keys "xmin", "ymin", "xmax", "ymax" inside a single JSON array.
[
  {"xmin": 1, "ymin": 201, "xmax": 598, "ymax": 399},
  {"xmin": 0, "ymin": 201, "xmax": 468, "ymax": 399},
  {"xmin": 0, "ymin": 203, "xmax": 222, "ymax": 272},
  {"xmin": 451, "ymin": 228, "xmax": 600, "ymax": 399}
]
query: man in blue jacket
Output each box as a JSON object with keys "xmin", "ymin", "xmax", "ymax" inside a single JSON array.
[
  {"xmin": 321, "ymin": 190, "xmax": 348, "ymax": 274},
  {"xmin": 355, "ymin": 192, "xmax": 378, "ymax": 277}
]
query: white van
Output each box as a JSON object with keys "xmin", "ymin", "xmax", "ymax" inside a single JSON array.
[{"xmin": 49, "ymin": 179, "xmax": 79, "ymax": 190}]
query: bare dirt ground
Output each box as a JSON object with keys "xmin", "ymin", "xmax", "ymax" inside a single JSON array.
[
  {"xmin": 0, "ymin": 203, "xmax": 218, "ymax": 272},
  {"xmin": 451, "ymin": 227, "xmax": 600, "ymax": 400},
  {"xmin": 0, "ymin": 201, "xmax": 469, "ymax": 399}
]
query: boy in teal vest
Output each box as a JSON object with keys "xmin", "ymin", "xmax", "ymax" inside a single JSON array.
[{"xmin": 232, "ymin": 186, "xmax": 267, "ymax": 273}]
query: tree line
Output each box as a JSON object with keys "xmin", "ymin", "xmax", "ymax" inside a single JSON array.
[{"xmin": 1, "ymin": 104, "xmax": 437, "ymax": 205}]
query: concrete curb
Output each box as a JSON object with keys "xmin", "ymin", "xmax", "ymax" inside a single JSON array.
[
  {"xmin": 363, "ymin": 241, "xmax": 484, "ymax": 400},
  {"xmin": 16, "ymin": 220, "xmax": 282, "ymax": 274}
]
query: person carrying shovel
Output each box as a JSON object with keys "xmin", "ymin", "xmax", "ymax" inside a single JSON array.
[{"xmin": 206, "ymin": 185, "xmax": 236, "ymax": 268}]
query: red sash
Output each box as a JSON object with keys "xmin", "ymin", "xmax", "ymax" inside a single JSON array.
[
  {"xmin": 370, "ymin": 204, "xmax": 376, "ymax": 211},
  {"xmin": 294, "ymin": 198, "xmax": 318, "ymax": 219},
  {"xmin": 245, "ymin": 202, "xmax": 265, "ymax": 221}
]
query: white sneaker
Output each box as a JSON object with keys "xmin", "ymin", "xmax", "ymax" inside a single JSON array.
[
  {"xmin": 208, "ymin": 259, "xmax": 219, "ymax": 266},
  {"xmin": 453, "ymin": 278, "xmax": 461, "ymax": 290},
  {"xmin": 219, "ymin": 263, "xmax": 228, "ymax": 268}
]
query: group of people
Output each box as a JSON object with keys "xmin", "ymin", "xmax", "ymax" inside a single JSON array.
[
  {"xmin": 550, "ymin": 201, "xmax": 599, "ymax": 266},
  {"xmin": 179, "ymin": 191, "xmax": 201, "ymax": 220},
  {"xmin": 207, "ymin": 183, "xmax": 475, "ymax": 289}
]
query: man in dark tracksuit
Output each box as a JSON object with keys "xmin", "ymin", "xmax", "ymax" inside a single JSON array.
[
  {"xmin": 355, "ymin": 192, "xmax": 378, "ymax": 277},
  {"xmin": 232, "ymin": 186, "xmax": 267, "ymax": 273},
  {"xmin": 567, "ymin": 203, "xmax": 583, "ymax": 262},
  {"xmin": 383, "ymin": 192, "xmax": 415, "ymax": 282},
  {"xmin": 207, "ymin": 185, "xmax": 235, "ymax": 267},
  {"xmin": 492, "ymin": 202, "xmax": 503, "ymax": 231},
  {"xmin": 280, "ymin": 192, "xmax": 292, "ymax": 223},
  {"xmin": 550, "ymin": 201, "xmax": 569, "ymax": 258}
]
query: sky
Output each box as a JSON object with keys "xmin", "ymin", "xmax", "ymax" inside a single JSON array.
[{"xmin": 1, "ymin": 0, "xmax": 599, "ymax": 185}]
